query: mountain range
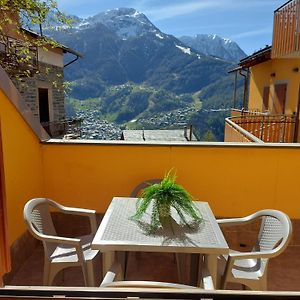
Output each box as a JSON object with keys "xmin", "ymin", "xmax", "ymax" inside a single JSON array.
[
  {"xmin": 42, "ymin": 8, "xmax": 244, "ymax": 140},
  {"xmin": 179, "ymin": 34, "xmax": 246, "ymax": 62},
  {"xmin": 48, "ymin": 8, "xmax": 242, "ymax": 98}
]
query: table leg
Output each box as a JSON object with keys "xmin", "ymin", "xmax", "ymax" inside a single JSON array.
[
  {"xmin": 102, "ymin": 251, "xmax": 125, "ymax": 281},
  {"xmin": 102, "ymin": 251, "xmax": 115, "ymax": 277},
  {"xmin": 175, "ymin": 253, "xmax": 190, "ymax": 284},
  {"xmin": 205, "ymin": 254, "xmax": 218, "ymax": 289},
  {"xmin": 190, "ymin": 254, "xmax": 200, "ymax": 286},
  {"xmin": 116, "ymin": 251, "xmax": 126, "ymax": 280},
  {"xmin": 175, "ymin": 253, "xmax": 200, "ymax": 286}
]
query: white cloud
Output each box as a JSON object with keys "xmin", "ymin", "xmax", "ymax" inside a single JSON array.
[
  {"xmin": 230, "ymin": 27, "xmax": 272, "ymax": 39},
  {"xmin": 135, "ymin": 0, "xmax": 282, "ymax": 21},
  {"xmin": 143, "ymin": 1, "xmax": 220, "ymax": 21}
]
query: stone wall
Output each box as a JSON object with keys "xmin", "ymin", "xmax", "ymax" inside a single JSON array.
[{"xmin": 13, "ymin": 62, "xmax": 65, "ymax": 122}]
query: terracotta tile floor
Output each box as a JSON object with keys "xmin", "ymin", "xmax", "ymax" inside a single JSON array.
[{"xmin": 6, "ymin": 243, "xmax": 300, "ymax": 291}]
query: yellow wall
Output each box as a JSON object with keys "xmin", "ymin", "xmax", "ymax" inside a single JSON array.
[
  {"xmin": 0, "ymin": 90, "xmax": 43, "ymax": 245},
  {"xmin": 42, "ymin": 141, "xmax": 300, "ymax": 219},
  {"xmin": 249, "ymin": 58, "xmax": 300, "ymax": 114},
  {"xmin": 3, "ymin": 74, "xmax": 300, "ymax": 249}
]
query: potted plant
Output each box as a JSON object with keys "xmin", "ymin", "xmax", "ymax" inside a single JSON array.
[{"xmin": 131, "ymin": 170, "xmax": 202, "ymax": 233}]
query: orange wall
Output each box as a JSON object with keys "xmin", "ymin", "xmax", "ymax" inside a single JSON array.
[
  {"xmin": 2, "ymin": 75, "xmax": 300, "ymax": 250},
  {"xmin": 249, "ymin": 58, "xmax": 300, "ymax": 114},
  {"xmin": 42, "ymin": 141, "xmax": 300, "ymax": 219},
  {"xmin": 0, "ymin": 90, "xmax": 43, "ymax": 245}
]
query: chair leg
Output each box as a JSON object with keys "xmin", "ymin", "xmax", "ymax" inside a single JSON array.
[
  {"xmin": 43, "ymin": 259, "xmax": 50, "ymax": 286},
  {"xmin": 81, "ymin": 262, "xmax": 89, "ymax": 286},
  {"xmin": 86, "ymin": 261, "xmax": 96, "ymax": 287},
  {"xmin": 48, "ymin": 264, "xmax": 64, "ymax": 286}
]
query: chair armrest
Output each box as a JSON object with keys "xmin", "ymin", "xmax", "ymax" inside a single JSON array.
[
  {"xmin": 217, "ymin": 214, "xmax": 259, "ymax": 227},
  {"xmin": 228, "ymin": 250, "xmax": 274, "ymax": 260},
  {"xmin": 37, "ymin": 233, "xmax": 81, "ymax": 246},
  {"xmin": 58, "ymin": 205, "xmax": 98, "ymax": 234},
  {"xmin": 39, "ymin": 234, "xmax": 87, "ymax": 263}
]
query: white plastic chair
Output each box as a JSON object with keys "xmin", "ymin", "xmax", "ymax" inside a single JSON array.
[
  {"xmin": 100, "ymin": 261, "xmax": 214, "ymax": 290},
  {"xmin": 23, "ymin": 198, "xmax": 100, "ymax": 286},
  {"xmin": 130, "ymin": 179, "xmax": 161, "ymax": 197},
  {"xmin": 217, "ymin": 209, "xmax": 292, "ymax": 290}
]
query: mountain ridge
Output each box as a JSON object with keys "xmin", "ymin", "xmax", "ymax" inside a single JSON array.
[
  {"xmin": 48, "ymin": 8, "xmax": 235, "ymax": 99},
  {"xmin": 179, "ymin": 34, "xmax": 247, "ymax": 62}
]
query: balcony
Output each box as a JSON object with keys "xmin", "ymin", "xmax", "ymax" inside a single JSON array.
[
  {"xmin": 225, "ymin": 111, "xmax": 296, "ymax": 143},
  {"xmin": 0, "ymin": 34, "xmax": 38, "ymax": 76},
  {"xmin": 41, "ymin": 118, "xmax": 82, "ymax": 139},
  {"xmin": 2, "ymin": 59, "xmax": 300, "ymax": 299},
  {"xmin": 272, "ymin": 0, "xmax": 300, "ymax": 58}
]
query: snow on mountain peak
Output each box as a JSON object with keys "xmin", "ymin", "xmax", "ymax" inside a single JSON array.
[
  {"xmin": 179, "ymin": 33, "xmax": 246, "ymax": 62},
  {"xmin": 82, "ymin": 8, "xmax": 159, "ymax": 40},
  {"xmin": 223, "ymin": 38, "xmax": 232, "ymax": 44}
]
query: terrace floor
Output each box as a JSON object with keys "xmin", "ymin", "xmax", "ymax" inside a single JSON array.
[{"xmin": 6, "ymin": 241, "xmax": 300, "ymax": 291}]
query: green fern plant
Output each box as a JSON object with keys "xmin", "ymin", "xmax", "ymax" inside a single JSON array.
[{"xmin": 131, "ymin": 170, "xmax": 202, "ymax": 232}]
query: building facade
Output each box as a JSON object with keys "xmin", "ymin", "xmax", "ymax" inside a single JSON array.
[
  {"xmin": 225, "ymin": 0, "xmax": 300, "ymax": 143},
  {"xmin": 0, "ymin": 18, "xmax": 81, "ymax": 137}
]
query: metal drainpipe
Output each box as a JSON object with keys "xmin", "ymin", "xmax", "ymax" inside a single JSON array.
[
  {"xmin": 239, "ymin": 68, "xmax": 250, "ymax": 110},
  {"xmin": 39, "ymin": 24, "xmax": 43, "ymax": 36},
  {"xmin": 293, "ymin": 84, "xmax": 300, "ymax": 142},
  {"xmin": 64, "ymin": 55, "xmax": 79, "ymax": 68},
  {"xmin": 233, "ymin": 71, "xmax": 238, "ymax": 109}
]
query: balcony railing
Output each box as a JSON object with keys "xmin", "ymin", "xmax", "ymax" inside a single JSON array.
[
  {"xmin": 1, "ymin": 287, "xmax": 300, "ymax": 300},
  {"xmin": 225, "ymin": 114, "xmax": 296, "ymax": 143},
  {"xmin": 41, "ymin": 118, "xmax": 82, "ymax": 139},
  {"xmin": 0, "ymin": 34, "xmax": 38, "ymax": 76},
  {"xmin": 272, "ymin": 0, "xmax": 300, "ymax": 58}
]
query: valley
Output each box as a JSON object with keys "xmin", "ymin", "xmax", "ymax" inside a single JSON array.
[{"xmin": 41, "ymin": 8, "xmax": 246, "ymax": 141}]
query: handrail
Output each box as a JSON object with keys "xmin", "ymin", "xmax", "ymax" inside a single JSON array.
[
  {"xmin": 41, "ymin": 118, "xmax": 82, "ymax": 139},
  {"xmin": 0, "ymin": 33, "xmax": 38, "ymax": 76},
  {"xmin": 227, "ymin": 114, "xmax": 296, "ymax": 143},
  {"xmin": 225, "ymin": 118, "xmax": 264, "ymax": 143},
  {"xmin": 2, "ymin": 286, "xmax": 300, "ymax": 299},
  {"xmin": 275, "ymin": 0, "xmax": 295, "ymax": 12},
  {"xmin": 272, "ymin": 0, "xmax": 300, "ymax": 58}
]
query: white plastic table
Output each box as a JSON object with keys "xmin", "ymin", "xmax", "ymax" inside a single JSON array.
[{"xmin": 92, "ymin": 197, "xmax": 229, "ymax": 288}]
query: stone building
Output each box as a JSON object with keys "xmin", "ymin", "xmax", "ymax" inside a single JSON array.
[
  {"xmin": 10, "ymin": 30, "xmax": 81, "ymax": 125},
  {"xmin": 0, "ymin": 17, "xmax": 81, "ymax": 137}
]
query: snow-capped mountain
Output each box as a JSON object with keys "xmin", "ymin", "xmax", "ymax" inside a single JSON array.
[
  {"xmin": 179, "ymin": 34, "xmax": 246, "ymax": 62},
  {"xmin": 71, "ymin": 8, "xmax": 163, "ymax": 40},
  {"xmin": 47, "ymin": 8, "xmax": 235, "ymax": 100}
]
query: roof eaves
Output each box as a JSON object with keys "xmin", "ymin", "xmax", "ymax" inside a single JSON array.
[
  {"xmin": 21, "ymin": 27, "xmax": 83, "ymax": 58},
  {"xmin": 239, "ymin": 45, "xmax": 272, "ymax": 68}
]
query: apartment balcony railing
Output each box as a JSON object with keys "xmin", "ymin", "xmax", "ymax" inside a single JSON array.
[
  {"xmin": 41, "ymin": 118, "xmax": 82, "ymax": 139},
  {"xmin": 272, "ymin": 0, "xmax": 300, "ymax": 58},
  {"xmin": 225, "ymin": 114, "xmax": 296, "ymax": 143},
  {"xmin": 0, "ymin": 34, "xmax": 38, "ymax": 76}
]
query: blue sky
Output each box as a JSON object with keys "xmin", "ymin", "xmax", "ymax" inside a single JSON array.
[{"xmin": 56, "ymin": 0, "xmax": 284, "ymax": 55}]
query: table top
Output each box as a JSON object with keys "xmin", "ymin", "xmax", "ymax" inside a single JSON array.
[{"xmin": 92, "ymin": 197, "xmax": 229, "ymax": 254}]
